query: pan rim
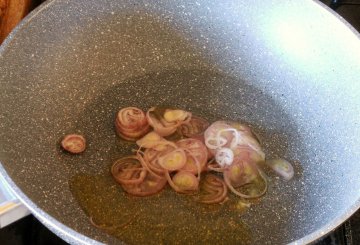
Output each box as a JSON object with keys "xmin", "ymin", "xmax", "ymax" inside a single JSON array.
[{"xmin": 0, "ymin": 164, "xmax": 103, "ymax": 245}]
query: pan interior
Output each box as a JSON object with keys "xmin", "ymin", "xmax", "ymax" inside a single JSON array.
[
  {"xmin": 67, "ymin": 69, "xmax": 296, "ymax": 245},
  {"xmin": 0, "ymin": 0, "xmax": 360, "ymax": 244}
]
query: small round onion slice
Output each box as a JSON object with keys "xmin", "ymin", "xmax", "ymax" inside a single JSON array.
[
  {"xmin": 176, "ymin": 138, "xmax": 208, "ymax": 174},
  {"xmin": 61, "ymin": 134, "xmax": 86, "ymax": 154},
  {"xmin": 178, "ymin": 116, "xmax": 209, "ymax": 139},
  {"xmin": 207, "ymin": 159, "xmax": 225, "ymax": 172},
  {"xmin": 223, "ymin": 169, "xmax": 268, "ymax": 199},
  {"xmin": 198, "ymin": 174, "xmax": 228, "ymax": 204},
  {"xmin": 136, "ymin": 131, "xmax": 177, "ymax": 151},
  {"xmin": 111, "ymin": 156, "xmax": 147, "ymax": 185},
  {"xmin": 136, "ymin": 131, "xmax": 163, "ymax": 148},
  {"xmin": 226, "ymin": 161, "xmax": 258, "ymax": 187},
  {"xmin": 163, "ymin": 109, "xmax": 191, "ymax": 123},
  {"xmin": 136, "ymin": 152, "xmax": 164, "ymax": 179},
  {"xmin": 204, "ymin": 121, "xmax": 235, "ymax": 151},
  {"xmin": 223, "ymin": 159, "xmax": 268, "ymax": 199},
  {"xmin": 215, "ymin": 148, "xmax": 234, "ymax": 167},
  {"xmin": 232, "ymin": 145, "xmax": 265, "ymax": 165},
  {"xmin": 157, "ymin": 148, "xmax": 187, "ymax": 171},
  {"xmin": 121, "ymin": 172, "xmax": 167, "ymax": 197},
  {"xmin": 143, "ymin": 148, "xmax": 166, "ymax": 175},
  {"xmin": 146, "ymin": 107, "xmax": 191, "ymax": 137},
  {"xmin": 204, "ymin": 121, "xmax": 265, "ymax": 160},
  {"xmin": 166, "ymin": 171, "xmax": 199, "ymax": 193},
  {"xmin": 115, "ymin": 107, "xmax": 150, "ymax": 141},
  {"xmin": 266, "ymin": 158, "xmax": 294, "ymax": 180}
]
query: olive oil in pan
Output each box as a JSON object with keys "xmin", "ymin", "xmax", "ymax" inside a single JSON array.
[
  {"xmin": 67, "ymin": 70, "xmax": 273, "ymax": 244},
  {"xmin": 69, "ymin": 174, "xmax": 254, "ymax": 245}
]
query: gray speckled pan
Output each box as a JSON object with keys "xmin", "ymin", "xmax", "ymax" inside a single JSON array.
[{"xmin": 1, "ymin": 0, "xmax": 360, "ymax": 244}]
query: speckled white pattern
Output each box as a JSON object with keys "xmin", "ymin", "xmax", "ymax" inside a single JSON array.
[{"xmin": 0, "ymin": 0, "xmax": 360, "ymax": 244}]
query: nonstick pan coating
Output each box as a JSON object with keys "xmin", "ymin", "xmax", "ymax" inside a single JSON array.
[{"xmin": 0, "ymin": 0, "xmax": 360, "ymax": 244}]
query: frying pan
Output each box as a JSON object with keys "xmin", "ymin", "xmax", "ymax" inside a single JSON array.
[{"xmin": 1, "ymin": 0, "xmax": 360, "ymax": 244}]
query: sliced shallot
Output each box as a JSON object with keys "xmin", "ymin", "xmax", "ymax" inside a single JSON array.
[
  {"xmin": 143, "ymin": 148, "xmax": 166, "ymax": 175},
  {"xmin": 226, "ymin": 161, "xmax": 258, "ymax": 187},
  {"xmin": 115, "ymin": 107, "xmax": 150, "ymax": 141},
  {"xmin": 176, "ymin": 138, "xmax": 208, "ymax": 174},
  {"xmin": 157, "ymin": 148, "xmax": 187, "ymax": 171},
  {"xmin": 61, "ymin": 134, "xmax": 86, "ymax": 154},
  {"xmin": 136, "ymin": 131, "xmax": 177, "ymax": 151},
  {"xmin": 136, "ymin": 131, "xmax": 163, "ymax": 148},
  {"xmin": 111, "ymin": 156, "xmax": 147, "ymax": 185},
  {"xmin": 163, "ymin": 109, "xmax": 191, "ymax": 122},
  {"xmin": 266, "ymin": 158, "xmax": 294, "ymax": 180},
  {"xmin": 232, "ymin": 145, "xmax": 265, "ymax": 165},
  {"xmin": 215, "ymin": 148, "xmax": 234, "ymax": 167},
  {"xmin": 204, "ymin": 121, "xmax": 235, "ymax": 152},
  {"xmin": 207, "ymin": 158, "xmax": 225, "ymax": 172},
  {"xmin": 178, "ymin": 116, "xmax": 209, "ymax": 140},
  {"xmin": 136, "ymin": 152, "xmax": 164, "ymax": 179},
  {"xmin": 165, "ymin": 171, "xmax": 199, "ymax": 193},
  {"xmin": 146, "ymin": 107, "xmax": 191, "ymax": 136},
  {"xmin": 105, "ymin": 107, "xmax": 293, "ymax": 205},
  {"xmin": 198, "ymin": 174, "xmax": 228, "ymax": 204},
  {"xmin": 121, "ymin": 172, "xmax": 167, "ymax": 197},
  {"xmin": 224, "ymin": 163, "xmax": 268, "ymax": 199}
]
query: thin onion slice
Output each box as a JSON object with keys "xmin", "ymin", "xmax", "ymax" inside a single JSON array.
[
  {"xmin": 116, "ymin": 107, "xmax": 147, "ymax": 129},
  {"xmin": 216, "ymin": 128, "xmax": 241, "ymax": 149},
  {"xmin": 228, "ymin": 121, "xmax": 263, "ymax": 145},
  {"xmin": 204, "ymin": 121, "xmax": 265, "ymax": 163},
  {"xmin": 207, "ymin": 163, "xmax": 225, "ymax": 173},
  {"xmin": 198, "ymin": 174, "xmax": 228, "ymax": 204},
  {"xmin": 111, "ymin": 156, "xmax": 147, "ymax": 185},
  {"xmin": 164, "ymin": 109, "xmax": 191, "ymax": 122},
  {"xmin": 61, "ymin": 134, "xmax": 86, "ymax": 154},
  {"xmin": 136, "ymin": 131, "xmax": 177, "ymax": 151},
  {"xmin": 204, "ymin": 121, "xmax": 235, "ymax": 151},
  {"xmin": 176, "ymin": 138, "xmax": 208, "ymax": 174},
  {"xmin": 121, "ymin": 172, "xmax": 167, "ymax": 197},
  {"xmin": 182, "ymin": 149, "xmax": 201, "ymax": 180},
  {"xmin": 143, "ymin": 148, "xmax": 166, "ymax": 175},
  {"xmin": 178, "ymin": 116, "xmax": 209, "ymax": 139},
  {"xmin": 205, "ymin": 136, "xmax": 227, "ymax": 150},
  {"xmin": 165, "ymin": 171, "xmax": 199, "ymax": 193},
  {"xmin": 116, "ymin": 125, "xmax": 150, "ymax": 142},
  {"xmin": 226, "ymin": 161, "xmax": 258, "ymax": 187},
  {"xmin": 266, "ymin": 158, "xmax": 294, "ymax": 180},
  {"xmin": 223, "ymin": 162, "xmax": 268, "ymax": 199},
  {"xmin": 233, "ymin": 145, "xmax": 265, "ymax": 165},
  {"xmin": 206, "ymin": 158, "xmax": 225, "ymax": 172},
  {"xmin": 108, "ymin": 109, "xmax": 283, "ymax": 204},
  {"xmin": 172, "ymin": 171, "xmax": 199, "ymax": 191},
  {"xmin": 215, "ymin": 147, "xmax": 234, "ymax": 167},
  {"xmin": 136, "ymin": 152, "xmax": 164, "ymax": 179},
  {"xmin": 143, "ymin": 143, "xmax": 179, "ymax": 175},
  {"xmin": 146, "ymin": 107, "xmax": 191, "ymax": 136},
  {"xmin": 227, "ymin": 122, "xmax": 252, "ymax": 133},
  {"xmin": 115, "ymin": 107, "xmax": 150, "ymax": 141},
  {"xmin": 136, "ymin": 131, "xmax": 163, "ymax": 148},
  {"xmin": 157, "ymin": 148, "xmax": 187, "ymax": 171}
]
